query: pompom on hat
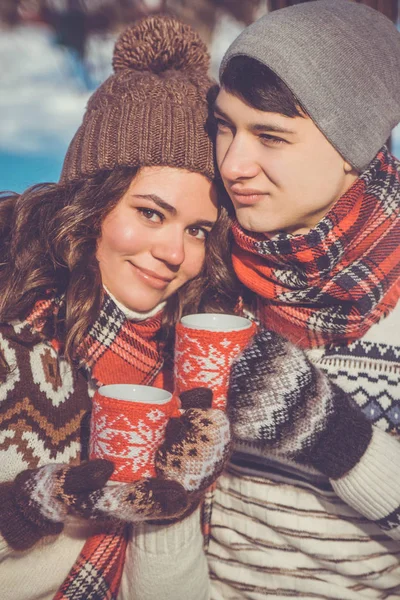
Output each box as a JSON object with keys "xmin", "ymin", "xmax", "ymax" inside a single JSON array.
[
  {"xmin": 60, "ymin": 16, "xmax": 216, "ymax": 183},
  {"xmin": 220, "ymin": 0, "xmax": 400, "ymax": 172}
]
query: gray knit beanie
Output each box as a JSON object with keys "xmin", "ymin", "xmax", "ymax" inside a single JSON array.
[{"xmin": 220, "ymin": 0, "xmax": 400, "ymax": 172}]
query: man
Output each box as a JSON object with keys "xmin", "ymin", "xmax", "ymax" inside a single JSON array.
[{"xmin": 208, "ymin": 1, "xmax": 400, "ymax": 598}]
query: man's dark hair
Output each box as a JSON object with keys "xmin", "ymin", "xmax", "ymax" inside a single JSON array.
[{"xmin": 220, "ymin": 56, "xmax": 306, "ymax": 118}]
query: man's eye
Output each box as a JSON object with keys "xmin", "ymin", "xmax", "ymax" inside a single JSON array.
[
  {"xmin": 215, "ymin": 117, "xmax": 231, "ymax": 130},
  {"xmin": 260, "ymin": 134, "xmax": 285, "ymax": 145}
]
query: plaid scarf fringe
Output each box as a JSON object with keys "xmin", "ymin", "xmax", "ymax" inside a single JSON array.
[{"xmin": 53, "ymin": 524, "xmax": 128, "ymax": 600}]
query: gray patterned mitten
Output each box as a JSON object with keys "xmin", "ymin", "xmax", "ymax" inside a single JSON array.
[
  {"xmin": 74, "ymin": 477, "xmax": 188, "ymax": 523},
  {"xmin": 228, "ymin": 329, "xmax": 373, "ymax": 479},
  {"xmin": 0, "ymin": 459, "xmax": 189, "ymax": 552}
]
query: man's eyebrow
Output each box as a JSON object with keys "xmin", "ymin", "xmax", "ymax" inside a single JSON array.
[
  {"xmin": 252, "ymin": 123, "xmax": 296, "ymax": 135},
  {"xmin": 132, "ymin": 194, "xmax": 177, "ymax": 215},
  {"xmin": 213, "ymin": 103, "xmax": 232, "ymax": 122},
  {"xmin": 214, "ymin": 103, "xmax": 296, "ymax": 135}
]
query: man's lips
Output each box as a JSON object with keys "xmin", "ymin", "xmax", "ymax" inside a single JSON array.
[
  {"xmin": 129, "ymin": 263, "xmax": 174, "ymax": 289},
  {"xmin": 229, "ymin": 187, "xmax": 268, "ymax": 205}
]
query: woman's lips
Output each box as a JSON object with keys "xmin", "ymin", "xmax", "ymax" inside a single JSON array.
[{"xmin": 129, "ymin": 263, "xmax": 173, "ymax": 290}]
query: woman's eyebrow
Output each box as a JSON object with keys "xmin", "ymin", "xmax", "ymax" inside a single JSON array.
[
  {"xmin": 192, "ymin": 218, "xmax": 217, "ymax": 229},
  {"xmin": 132, "ymin": 194, "xmax": 177, "ymax": 215},
  {"xmin": 133, "ymin": 194, "xmax": 216, "ymax": 227}
]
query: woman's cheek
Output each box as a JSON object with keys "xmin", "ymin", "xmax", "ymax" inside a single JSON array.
[{"xmin": 186, "ymin": 245, "xmax": 206, "ymax": 279}]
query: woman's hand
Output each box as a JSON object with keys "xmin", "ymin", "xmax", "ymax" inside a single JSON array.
[
  {"xmin": 0, "ymin": 460, "xmax": 189, "ymax": 551},
  {"xmin": 0, "ymin": 459, "xmax": 113, "ymax": 551},
  {"xmin": 155, "ymin": 388, "xmax": 231, "ymax": 498}
]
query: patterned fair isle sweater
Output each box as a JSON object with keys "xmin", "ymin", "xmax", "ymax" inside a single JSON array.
[{"xmin": 0, "ymin": 296, "xmax": 209, "ymax": 600}]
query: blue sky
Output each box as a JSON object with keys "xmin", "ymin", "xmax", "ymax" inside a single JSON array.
[
  {"xmin": 0, "ymin": 17, "xmax": 243, "ymax": 192},
  {"xmin": 0, "ymin": 25, "xmax": 109, "ymax": 192},
  {"xmin": 0, "ymin": 20, "xmax": 399, "ymax": 194}
]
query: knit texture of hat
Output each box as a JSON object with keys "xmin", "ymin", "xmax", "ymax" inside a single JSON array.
[
  {"xmin": 60, "ymin": 15, "xmax": 216, "ymax": 183},
  {"xmin": 220, "ymin": 0, "xmax": 400, "ymax": 172}
]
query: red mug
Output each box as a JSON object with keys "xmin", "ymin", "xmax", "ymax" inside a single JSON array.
[
  {"xmin": 89, "ymin": 384, "xmax": 179, "ymax": 482},
  {"xmin": 175, "ymin": 313, "xmax": 257, "ymax": 410}
]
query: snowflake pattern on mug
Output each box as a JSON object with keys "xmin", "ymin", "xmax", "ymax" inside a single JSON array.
[
  {"xmin": 90, "ymin": 394, "xmax": 176, "ymax": 481},
  {"xmin": 174, "ymin": 321, "xmax": 257, "ymax": 410}
]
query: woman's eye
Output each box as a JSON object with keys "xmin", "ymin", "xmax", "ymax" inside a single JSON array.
[
  {"xmin": 187, "ymin": 226, "xmax": 208, "ymax": 240},
  {"xmin": 137, "ymin": 208, "xmax": 163, "ymax": 223}
]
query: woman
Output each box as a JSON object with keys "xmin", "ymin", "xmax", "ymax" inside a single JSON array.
[{"xmin": 0, "ymin": 16, "xmax": 235, "ymax": 600}]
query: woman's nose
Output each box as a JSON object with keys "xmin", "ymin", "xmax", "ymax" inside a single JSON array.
[{"xmin": 151, "ymin": 230, "xmax": 185, "ymax": 267}]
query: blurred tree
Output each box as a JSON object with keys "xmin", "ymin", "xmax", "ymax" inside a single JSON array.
[
  {"xmin": 1, "ymin": 0, "xmax": 396, "ymax": 90},
  {"xmin": 0, "ymin": 0, "xmax": 21, "ymax": 25},
  {"xmin": 163, "ymin": 0, "xmax": 262, "ymax": 45},
  {"xmin": 0, "ymin": 0, "xmax": 265, "ymax": 86}
]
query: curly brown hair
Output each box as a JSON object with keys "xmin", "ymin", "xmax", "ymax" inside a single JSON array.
[{"xmin": 0, "ymin": 168, "xmax": 240, "ymax": 364}]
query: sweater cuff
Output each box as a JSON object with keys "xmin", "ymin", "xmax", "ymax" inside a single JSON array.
[
  {"xmin": 131, "ymin": 507, "xmax": 201, "ymax": 554},
  {"xmin": 331, "ymin": 427, "xmax": 400, "ymax": 538},
  {"xmin": 307, "ymin": 385, "xmax": 373, "ymax": 479}
]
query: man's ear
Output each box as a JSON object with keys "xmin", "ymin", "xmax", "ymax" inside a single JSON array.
[{"xmin": 343, "ymin": 160, "xmax": 357, "ymax": 175}]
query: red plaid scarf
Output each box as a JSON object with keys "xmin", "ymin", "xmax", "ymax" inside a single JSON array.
[
  {"xmin": 27, "ymin": 293, "xmax": 170, "ymax": 600},
  {"xmin": 76, "ymin": 293, "xmax": 169, "ymax": 389},
  {"xmin": 232, "ymin": 147, "xmax": 400, "ymax": 348},
  {"xmin": 54, "ymin": 524, "xmax": 127, "ymax": 600}
]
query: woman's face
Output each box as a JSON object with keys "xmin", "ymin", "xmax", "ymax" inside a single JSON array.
[{"xmin": 96, "ymin": 166, "xmax": 218, "ymax": 313}]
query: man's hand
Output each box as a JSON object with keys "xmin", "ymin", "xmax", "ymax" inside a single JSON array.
[{"xmin": 227, "ymin": 329, "xmax": 372, "ymax": 479}]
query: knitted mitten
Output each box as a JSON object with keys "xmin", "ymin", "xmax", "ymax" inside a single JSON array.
[
  {"xmin": 228, "ymin": 329, "xmax": 373, "ymax": 479},
  {"xmin": 155, "ymin": 388, "xmax": 231, "ymax": 494},
  {"xmin": 73, "ymin": 389, "xmax": 217, "ymax": 525},
  {"xmin": 74, "ymin": 477, "xmax": 188, "ymax": 523},
  {"xmin": 1, "ymin": 460, "xmax": 189, "ymax": 551},
  {"xmin": 0, "ymin": 459, "xmax": 113, "ymax": 551}
]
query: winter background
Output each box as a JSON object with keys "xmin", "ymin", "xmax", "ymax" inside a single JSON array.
[{"xmin": 0, "ymin": 9, "xmax": 399, "ymax": 193}]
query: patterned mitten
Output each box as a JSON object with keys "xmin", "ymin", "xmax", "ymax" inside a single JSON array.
[
  {"xmin": 228, "ymin": 329, "xmax": 373, "ymax": 479},
  {"xmin": 0, "ymin": 459, "xmax": 113, "ymax": 551},
  {"xmin": 77, "ymin": 389, "xmax": 220, "ymax": 524},
  {"xmin": 155, "ymin": 388, "xmax": 231, "ymax": 494},
  {"xmin": 74, "ymin": 478, "xmax": 188, "ymax": 523}
]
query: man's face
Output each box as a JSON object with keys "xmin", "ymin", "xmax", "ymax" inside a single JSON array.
[{"xmin": 215, "ymin": 88, "xmax": 358, "ymax": 236}]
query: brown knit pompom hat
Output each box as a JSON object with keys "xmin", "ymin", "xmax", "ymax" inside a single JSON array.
[{"xmin": 60, "ymin": 15, "xmax": 216, "ymax": 183}]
